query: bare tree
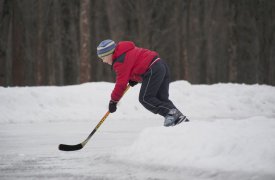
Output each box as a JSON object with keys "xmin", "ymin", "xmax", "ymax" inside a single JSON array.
[{"xmin": 80, "ymin": 0, "xmax": 91, "ymax": 83}]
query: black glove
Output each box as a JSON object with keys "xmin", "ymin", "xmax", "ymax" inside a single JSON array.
[
  {"xmin": 109, "ymin": 100, "xmax": 117, "ymax": 113},
  {"xmin": 129, "ymin": 80, "xmax": 138, "ymax": 87}
]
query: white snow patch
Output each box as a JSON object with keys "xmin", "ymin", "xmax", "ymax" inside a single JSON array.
[
  {"xmin": 115, "ymin": 117, "xmax": 275, "ymax": 175},
  {"xmin": 1, "ymin": 81, "xmax": 275, "ymax": 179}
]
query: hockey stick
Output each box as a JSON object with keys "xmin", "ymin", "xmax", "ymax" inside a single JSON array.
[{"xmin": 58, "ymin": 85, "xmax": 131, "ymax": 151}]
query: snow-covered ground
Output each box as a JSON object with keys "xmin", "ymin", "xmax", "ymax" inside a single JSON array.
[{"xmin": 1, "ymin": 81, "xmax": 275, "ymax": 180}]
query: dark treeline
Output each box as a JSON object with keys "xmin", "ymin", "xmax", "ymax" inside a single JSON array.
[{"xmin": 0, "ymin": 0, "xmax": 275, "ymax": 86}]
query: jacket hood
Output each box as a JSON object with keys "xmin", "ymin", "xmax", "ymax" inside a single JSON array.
[{"xmin": 113, "ymin": 41, "xmax": 135, "ymax": 59}]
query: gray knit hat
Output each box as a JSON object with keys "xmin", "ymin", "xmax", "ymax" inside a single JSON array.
[{"xmin": 97, "ymin": 39, "xmax": 116, "ymax": 58}]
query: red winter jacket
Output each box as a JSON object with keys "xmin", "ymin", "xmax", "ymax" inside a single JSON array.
[{"xmin": 111, "ymin": 41, "xmax": 158, "ymax": 101}]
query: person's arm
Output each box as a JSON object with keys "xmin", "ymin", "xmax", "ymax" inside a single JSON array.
[
  {"xmin": 108, "ymin": 63, "xmax": 131, "ymax": 113},
  {"xmin": 111, "ymin": 63, "xmax": 130, "ymax": 102}
]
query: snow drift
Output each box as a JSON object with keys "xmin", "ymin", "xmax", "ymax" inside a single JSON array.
[{"xmin": 115, "ymin": 117, "xmax": 275, "ymax": 175}]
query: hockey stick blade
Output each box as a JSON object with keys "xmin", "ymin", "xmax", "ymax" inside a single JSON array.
[{"xmin": 58, "ymin": 143, "xmax": 83, "ymax": 151}]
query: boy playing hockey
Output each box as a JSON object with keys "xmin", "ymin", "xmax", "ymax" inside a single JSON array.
[{"xmin": 97, "ymin": 39, "xmax": 189, "ymax": 126}]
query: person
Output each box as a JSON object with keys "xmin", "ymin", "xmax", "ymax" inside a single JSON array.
[{"xmin": 97, "ymin": 39, "xmax": 189, "ymax": 127}]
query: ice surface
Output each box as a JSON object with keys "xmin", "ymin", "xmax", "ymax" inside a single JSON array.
[{"xmin": 1, "ymin": 81, "xmax": 275, "ymax": 179}]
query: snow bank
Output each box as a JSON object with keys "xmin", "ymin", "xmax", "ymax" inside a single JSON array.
[
  {"xmin": 115, "ymin": 117, "xmax": 275, "ymax": 175},
  {"xmin": 0, "ymin": 82, "xmax": 155, "ymax": 123},
  {"xmin": 170, "ymin": 81, "xmax": 275, "ymax": 119},
  {"xmin": 0, "ymin": 81, "xmax": 274, "ymax": 124}
]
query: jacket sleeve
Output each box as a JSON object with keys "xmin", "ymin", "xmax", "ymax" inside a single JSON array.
[{"xmin": 111, "ymin": 63, "xmax": 131, "ymax": 101}]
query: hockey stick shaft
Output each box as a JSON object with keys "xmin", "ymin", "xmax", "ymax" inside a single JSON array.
[
  {"xmin": 59, "ymin": 85, "xmax": 131, "ymax": 151},
  {"xmin": 81, "ymin": 111, "xmax": 110, "ymax": 147}
]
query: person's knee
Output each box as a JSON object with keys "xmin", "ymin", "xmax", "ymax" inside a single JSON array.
[{"xmin": 139, "ymin": 94, "xmax": 152, "ymax": 106}]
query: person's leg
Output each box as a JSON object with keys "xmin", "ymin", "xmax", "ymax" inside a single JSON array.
[
  {"xmin": 139, "ymin": 61, "xmax": 174, "ymax": 117},
  {"xmin": 156, "ymin": 61, "xmax": 189, "ymax": 126},
  {"xmin": 156, "ymin": 61, "xmax": 176, "ymax": 109}
]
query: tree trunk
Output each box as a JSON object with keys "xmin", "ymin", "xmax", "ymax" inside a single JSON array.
[{"xmin": 80, "ymin": 0, "xmax": 91, "ymax": 83}]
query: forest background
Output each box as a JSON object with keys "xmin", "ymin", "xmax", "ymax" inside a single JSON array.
[{"xmin": 0, "ymin": 0, "xmax": 275, "ymax": 86}]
